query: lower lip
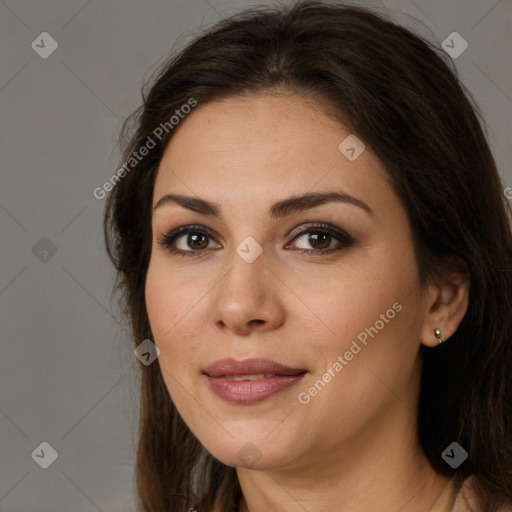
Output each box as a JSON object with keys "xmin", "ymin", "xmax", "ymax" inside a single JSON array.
[{"xmin": 205, "ymin": 373, "xmax": 306, "ymax": 405}]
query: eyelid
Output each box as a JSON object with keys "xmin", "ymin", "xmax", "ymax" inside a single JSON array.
[
  {"xmin": 286, "ymin": 222, "xmax": 354, "ymax": 247},
  {"xmin": 157, "ymin": 222, "xmax": 354, "ymax": 256},
  {"xmin": 156, "ymin": 224, "xmax": 218, "ymax": 249}
]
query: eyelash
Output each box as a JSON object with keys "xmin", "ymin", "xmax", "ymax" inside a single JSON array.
[{"xmin": 156, "ymin": 222, "xmax": 355, "ymax": 258}]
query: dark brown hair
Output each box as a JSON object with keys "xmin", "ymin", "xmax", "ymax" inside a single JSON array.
[{"xmin": 104, "ymin": 1, "xmax": 512, "ymax": 510}]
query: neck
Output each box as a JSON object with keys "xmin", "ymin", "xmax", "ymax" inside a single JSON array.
[{"xmin": 236, "ymin": 404, "xmax": 450, "ymax": 512}]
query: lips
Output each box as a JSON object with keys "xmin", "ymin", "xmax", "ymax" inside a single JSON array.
[
  {"xmin": 203, "ymin": 358, "xmax": 307, "ymax": 405},
  {"xmin": 204, "ymin": 357, "xmax": 307, "ymax": 378}
]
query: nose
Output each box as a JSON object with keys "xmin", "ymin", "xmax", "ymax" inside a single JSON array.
[{"xmin": 209, "ymin": 245, "xmax": 286, "ymax": 336}]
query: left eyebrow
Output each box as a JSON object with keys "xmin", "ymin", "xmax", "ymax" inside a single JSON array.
[{"xmin": 153, "ymin": 190, "xmax": 374, "ymax": 219}]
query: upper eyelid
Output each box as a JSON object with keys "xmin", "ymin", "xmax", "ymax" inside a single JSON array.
[{"xmin": 158, "ymin": 223, "xmax": 353, "ymax": 248}]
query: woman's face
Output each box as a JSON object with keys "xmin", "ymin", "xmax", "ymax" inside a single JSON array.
[{"xmin": 145, "ymin": 92, "xmax": 430, "ymax": 471}]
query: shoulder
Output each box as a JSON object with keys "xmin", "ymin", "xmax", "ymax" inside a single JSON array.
[
  {"xmin": 451, "ymin": 475, "xmax": 480, "ymax": 511},
  {"xmin": 452, "ymin": 475, "xmax": 510, "ymax": 512}
]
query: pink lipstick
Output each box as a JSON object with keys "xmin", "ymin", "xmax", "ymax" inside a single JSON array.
[{"xmin": 203, "ymin": 357, "xmax": 307, "ymax": 405}]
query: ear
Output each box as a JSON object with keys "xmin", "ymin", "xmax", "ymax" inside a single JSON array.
[{"xmin": 420, "ymin": 270, "xmax": 470, "ymax": 347}]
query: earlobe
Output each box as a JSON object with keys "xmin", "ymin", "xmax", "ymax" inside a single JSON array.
[{"xmin": 420, "ymin": 271, "xmax": 470, "ymax": 348}]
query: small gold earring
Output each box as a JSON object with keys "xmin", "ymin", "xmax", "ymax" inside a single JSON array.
[{"xmin": 434, "ymin": 329, "xmax": 443, "ymax": 344}]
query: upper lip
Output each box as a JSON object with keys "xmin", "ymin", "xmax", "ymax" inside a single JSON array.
[{"xmin": 204, "ymin": 357, "xmax": 307, "ymax": 377}]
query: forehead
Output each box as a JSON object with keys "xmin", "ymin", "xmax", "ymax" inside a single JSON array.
[{"xmin": 153, "ymin": 93, "xmax": 391, "ymax": 213}]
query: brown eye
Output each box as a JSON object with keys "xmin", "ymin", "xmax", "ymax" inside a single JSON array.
[
  {"xmin": 288, "ymin": 223, "xmax": 354, "ymax": 254},
  {"xmin": 158, "ymin": 222, "xmax": 354, "ymax": 258},
  {"xmin": 157, "ymin": 225, "xmax": 219, "ymax": 257},
  {"xmin": 306, "ymin": 231, "xmax": 332, "ymax": 250},
  {"xmin": 186, "ymin": 233, "xmax": 209, "ymax": 250}
]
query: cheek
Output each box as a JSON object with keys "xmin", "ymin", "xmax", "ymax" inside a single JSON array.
[
  {"xmin": 145, "ymin": 261, "xmax": 195, "ymax": 365},
  {"xmin": 145, "ymin": 263, "xmax": 171, "ymax": 339},
  {"xmin": 145, "ymin": 263, "xmax": 201, "ymax": 416},
  {"xmin": 296, "ymin": 247, "xmax": 422, "ymax": 403},
  {"xmin": 145, "ymin": 257, "xmax": 200, "ymax": 337},
  {"xmin": 290, "ymin": 249, "xmax": 417, "ymax": 353}
]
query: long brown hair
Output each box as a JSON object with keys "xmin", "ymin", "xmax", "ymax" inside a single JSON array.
[{"xmin": 103, "ymin": 1, "xmax": 512, "ymax": 510}]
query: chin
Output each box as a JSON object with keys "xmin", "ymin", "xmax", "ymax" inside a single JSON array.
[{"xmin": 198, "ymin": 429, "xmax": 297, "ymax": 470}]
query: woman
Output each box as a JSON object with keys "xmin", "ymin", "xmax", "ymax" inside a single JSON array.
[{"xmin": 103, "ymin": 1, "xmax": 512, "ymax": 511}]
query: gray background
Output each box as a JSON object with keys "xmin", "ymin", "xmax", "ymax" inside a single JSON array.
[{"xmin": 0, "ymin": 0, "xmax": 510, "ymax": 510}]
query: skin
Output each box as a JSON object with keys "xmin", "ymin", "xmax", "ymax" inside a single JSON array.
[{"xmin": 145, "ymin": 92, "xmax": 470, "ymax": 512}]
